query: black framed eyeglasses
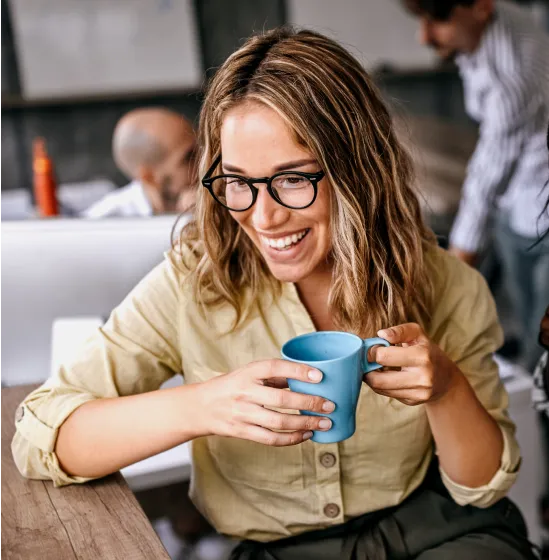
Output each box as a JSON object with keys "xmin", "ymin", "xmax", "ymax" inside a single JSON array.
[{"xmin": 201, "ymin": 155, "xmax": 325, "ymax": 212}]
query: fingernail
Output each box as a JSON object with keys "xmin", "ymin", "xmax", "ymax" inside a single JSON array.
[
  {"xmin": 303, "ymin": 431, "xmax": 313, "ymax": 440},
  {"xmin": 378, "ymin": 329, "xmax": 391, "ymax": 338},
  {"xmin": 319, "ymin": 419, "xmax": 332, "ymax": 430},
  {"xmin": 322, "ymin": 401, "xmax": 335, "ymax": 412},
  {"xmin": 308, "ymin": 370, "xmax": 322, "ymax": 382}
]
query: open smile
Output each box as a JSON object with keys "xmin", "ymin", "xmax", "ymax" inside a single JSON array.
[{"xmin": 259, "ymin": 229, "xmax": 310, "ymax": 251}]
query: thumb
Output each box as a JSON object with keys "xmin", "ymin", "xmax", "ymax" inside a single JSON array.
[{"xmin": 377, "ymin": 323, "xmax": 428, "ymax": 345}]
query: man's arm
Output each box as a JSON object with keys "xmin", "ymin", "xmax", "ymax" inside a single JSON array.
[{"xmin": 450, "ymin": 76, "xmax": 542, "ymax": 259}]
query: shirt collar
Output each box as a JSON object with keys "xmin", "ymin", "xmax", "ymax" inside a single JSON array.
[{"xmin": 129, "ymin": 180, "xmax": 153, "ymax": 216}]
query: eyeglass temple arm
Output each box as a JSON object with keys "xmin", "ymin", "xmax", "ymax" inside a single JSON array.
[{"xmin": 203, "ymin": 154, "xmax": 222, "ymax": 183}]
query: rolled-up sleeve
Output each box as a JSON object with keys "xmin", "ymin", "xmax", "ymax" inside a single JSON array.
[
  {"xmin": 439, "ymin": 422, "xmax": 519, "ymax": 508},
  {"xmin": 12, "ymin": 252, "xmax": 184, "ymax": 487},
  {"xmin": 431, "ymin": 254, "xmax": 521, "ymax": 507}
]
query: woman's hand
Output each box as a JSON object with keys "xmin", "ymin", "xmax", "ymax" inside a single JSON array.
[
  {"xmin": 195, "ymin": 359, "xmax": 335, "ymax": 446},
  {"xmin": 364, "ymin": 322, "xmax": 462, "ymax": 406},
  {"xmin": 366, "ymin": 323, "xmax": 505, "ymax": 487}
]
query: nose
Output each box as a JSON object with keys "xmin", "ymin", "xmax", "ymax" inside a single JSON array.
[{"xmin": 250, "ymin": 186, "xmax": 289, "ymax": 231}]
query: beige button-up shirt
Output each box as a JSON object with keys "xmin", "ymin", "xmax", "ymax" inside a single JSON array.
[{"xmin": 12, "ymin": 245, "xmax": 520, "ymax": 542}]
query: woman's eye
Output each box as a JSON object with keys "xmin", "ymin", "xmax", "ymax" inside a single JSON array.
[
  {"xmin": 280, "ymin": 175, "xmax": 307, "ymax": 188},
  {"xmin": 227, "ymin": 178, "xmax": 247, "ymax": 188}
]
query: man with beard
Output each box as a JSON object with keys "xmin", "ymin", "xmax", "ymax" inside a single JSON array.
[
  {"xmin": 405, "ymin": 0, "xmax": 549, "ymax": 371},
  {"xmin": 83, "ymin": 107, "xmax": 197, "ymax": 218}
]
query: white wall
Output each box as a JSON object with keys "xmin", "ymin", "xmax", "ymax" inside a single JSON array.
[
  {"xmin": 287, "ymin": 0, "xmax": 436, "ymax": 70},
  {"xmin": 9, "ymin": 0, "xmax": 202, "ymax": 99}
]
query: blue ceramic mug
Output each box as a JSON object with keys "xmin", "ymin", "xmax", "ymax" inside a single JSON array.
[{"xmin": 281, "ymin": 332, "xmax": 390, "ymax": 443}]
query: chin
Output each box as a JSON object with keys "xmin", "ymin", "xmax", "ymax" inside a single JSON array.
[{"xmin": 264, "ymin": 261, "xmax": 310, "ymax": 284}]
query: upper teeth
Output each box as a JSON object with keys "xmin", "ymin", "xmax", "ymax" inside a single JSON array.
[{"xmin": 263, "ymin": 230, "xmax": 307, "ymax": 249}]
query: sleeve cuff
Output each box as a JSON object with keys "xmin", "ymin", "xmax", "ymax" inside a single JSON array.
[
  {"xmin": 15, "ymin": 403, "xmax": 58, "ymax": 453},
  {"xmin": 449, "ymin": 220, "xmax": 484, "ymax": 254},
  {"xmin": 14, "ymin": 393, "xmax": 98, "ymax": 486},
  {"xmin": 15, "ymin": 392, "xmax": 96, "ymax": 453},
  {"xmin": 439, "ymin": 424, "xmax": 521, "ymax": 508}
]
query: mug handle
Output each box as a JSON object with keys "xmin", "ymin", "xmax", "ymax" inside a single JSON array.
[{"xmin": 362, "ymin": 337, "xmax": 390, "ymax": 373}]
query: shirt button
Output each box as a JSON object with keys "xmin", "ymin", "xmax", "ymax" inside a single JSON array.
[
  {"xmin": 323, "ymin": 503, "xmax": 340, "ymax": 518},
  {"xmin": 15, "ymin": 406, "xmax": 24, "ymax": 423},
  {"xmin": 319, "ymin": 452, "xmax": 336, "ymax": 468}
]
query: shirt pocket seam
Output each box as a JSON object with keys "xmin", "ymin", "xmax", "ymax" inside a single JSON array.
[{"xmin": 207, "ymin": 435, "xmax": 305, "ymax": 491}]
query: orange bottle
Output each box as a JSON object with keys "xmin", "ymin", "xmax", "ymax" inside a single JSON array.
[{"xmin": 32, "ymin": 137, "xmax": 59, "ymax": 217}]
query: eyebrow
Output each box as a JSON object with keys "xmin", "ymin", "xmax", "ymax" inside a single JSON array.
[{"xmin": 222, "ymin": 158, "xmax": 317, "ymax": 174}]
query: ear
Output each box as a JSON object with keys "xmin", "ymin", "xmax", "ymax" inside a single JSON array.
[
  {"xmin": 137, "ymin": 165, "xmax": 156, "ymax": 188},
  {"xmin": 473, "ymin": 0, "xmax": 494, "ymax": 22}
]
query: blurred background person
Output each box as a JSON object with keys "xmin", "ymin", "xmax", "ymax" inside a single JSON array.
[
  {"xmin": 82, "ymin": 107, "xmax": 197, "ymax": 219},
  {"xmin": 404, "ymin": 0, "xmax": 549, "ymax": 371}
]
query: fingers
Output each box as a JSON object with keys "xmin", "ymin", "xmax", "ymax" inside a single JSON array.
[
  {"xmin": 377, "ymin": 323, "xmax": 428, "ymax": 346},
  {"xmin": 240, "ymin": 424, "xmax": 314, "ymax": 446},
  {"xmin": 364, "ymin": 369, "xmax": 432, "ymax": 391},
  {"xmin": 368, "ymin": 386, "xmax": 432, "ymax": 405},
  {"xmin": 250, "ymin": 407, "xmax": 332, "ymax": 433},
  {"xmin": 367, "ymin": 345, "xmax": 431, "ymax": 368},
  {"xmin": 252, "ymin": 385, "xmax": 335, "ymax": 414},
  {"xmin": 249, "ymin": 359, "xmax": 323, "ymax": 384}
]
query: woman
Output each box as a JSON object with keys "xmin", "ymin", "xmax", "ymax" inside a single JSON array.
[{"xmin": 13, "ymin": 28, "xmax": 534, "ymax": 559}]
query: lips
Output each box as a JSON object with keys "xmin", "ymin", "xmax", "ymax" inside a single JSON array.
[{"xmin": 260, "ymin": 229, "xmax": 309, "ymax": 250}]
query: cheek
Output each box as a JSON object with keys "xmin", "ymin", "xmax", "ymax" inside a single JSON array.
[
  {"xmin": 441, "ymin": 26, "xmax": 459, "ymax": 45},
  {"xmin": 229, "ymin": 210, "xmax": 253, "ymax": 235},
  {"xmin": 316, "ymin": 185, "xmax": 332, "ymax": 231},
  {"xmin": 309, "ymin": 194, "xmax": 332, "ymax": 252}
]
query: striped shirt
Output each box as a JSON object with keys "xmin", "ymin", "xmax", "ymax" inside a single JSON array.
[
  {"xmin": 81, "ymin": 180, "xmax": 153, "ymax": 218},
  {"xmin": 533, "ymin": 351, "xmax": 549, "ymax": 416},
  {"xmin": 450, "ymin": 1, "xmax": 549, "ymax": 252}
]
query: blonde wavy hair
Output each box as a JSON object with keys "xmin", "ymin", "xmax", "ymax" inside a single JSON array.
[{"xmin": 180, "ymin": 27, "xmax": 436, "ymax": 337}]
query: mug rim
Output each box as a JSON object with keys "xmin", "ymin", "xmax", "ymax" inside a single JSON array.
[{"xmin": 281, "ymin": 331, "xmax": 363, "ymax": 364}]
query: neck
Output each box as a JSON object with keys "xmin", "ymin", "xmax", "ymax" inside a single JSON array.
[
  {"xmin": 468, "ymin": 10, "xmax": 495, "ymax": 54},
  {"xmin": 295, "ymin": 263, "xmax": 335, "ymax": 331}
]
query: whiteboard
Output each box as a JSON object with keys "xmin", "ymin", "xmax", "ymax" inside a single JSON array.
[
  {"xmin": 9, "ymin": 0, "xmax": 202, "ymax": 99},
  {"xmin": 287, "ymin": 0, "xmax": 436, "ymax": 71}
]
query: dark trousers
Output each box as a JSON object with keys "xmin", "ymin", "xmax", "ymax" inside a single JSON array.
[{"xmin": 230, "ymin": 462, "xmax": 537, "ymax": 560}]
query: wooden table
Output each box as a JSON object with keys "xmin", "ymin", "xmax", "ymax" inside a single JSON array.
[{"xmin": 1, "ymin": 385, "xmax": 170, "ymax": 559}]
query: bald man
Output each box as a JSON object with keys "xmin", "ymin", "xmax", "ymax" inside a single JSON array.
[{"xmin": 83, "ymin": 108, "xmax": 197, "ymax": 218}]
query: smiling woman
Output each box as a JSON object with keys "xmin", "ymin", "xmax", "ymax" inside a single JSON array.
[
  {"xmin": 12, "ymin": 27, "xmax": 535, "ymax": 560},
  {"xmin": 186, "ymin": 29, "xmax": 436, "ymax": 338}
]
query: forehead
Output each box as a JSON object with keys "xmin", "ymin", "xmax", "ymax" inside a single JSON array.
[
  {"xmin": 221, "ymin": 103, "xmax": 296, "ymax": 146},
  {"xmin": 220, "ymin": 102, "xmax": 312, "ymax": 173}
]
